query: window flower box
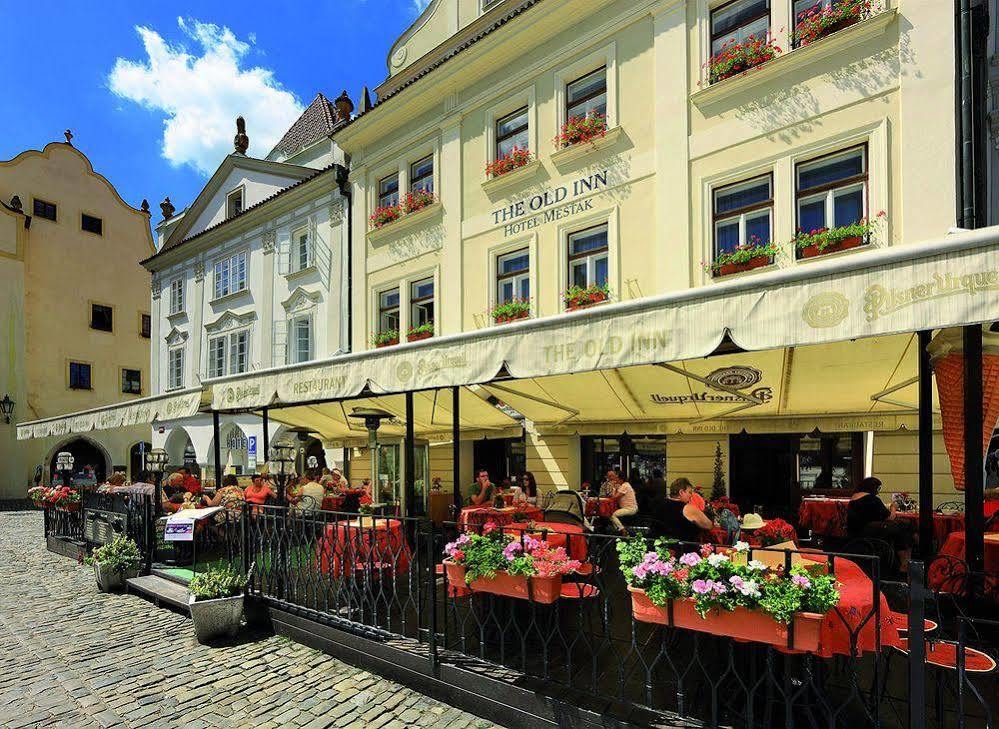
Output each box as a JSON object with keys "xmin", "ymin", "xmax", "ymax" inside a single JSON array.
[
  {"xmin": 407, "ymin": 323, "xmax": 434, "ymax": 342},
  {"xmin": 402, "ymin": 189, "xmax": 436, "ymax": 215},
  {"xmin": 554, "ymin": 114, "xmax": 607, "ymax": 150},
  {"xmin": 705, "ymin": 241, "xmax": 779, "ymax": 278},
  {"xmin": 798, "ymin": 235, "xmax": 865, "ymax": 259},
  {"xmin": 705, "ymin": 36, "xmax": 782, "ymax": 85},
  {"xmin": 368, "ymin": 190, "xmax": 438, "ymax": 230},
  {"xmin": 793, "ymin": 0, "xmax": 880, "ymax": 48},
  {"xmin": 491, "ymin": 299, "xmax": 531, "ymax": 325},
  {"xmin": 628, "ymin": 587, "xmax": 824, "ymax": 652},
  {"xmin": 444, "ymin": 561, "xmax": 563, "ymax": 604},
  {"xmin": 794, "ymin": 214, "xmax": 882, "ymax": 260},
  {"xmin": 564, "ymin": 284, "xmax": 610, "ymax": 311},
  {"xmin": 372, "ymin": 330, "xmax": 399, "ymax": 348},
  {"xmin": 370, "ymin": 204, "xmax": 402, "ymax": 229},
  {"xmin": 486, "ymin": 147, "xmax": 533, "ymax": 179}
]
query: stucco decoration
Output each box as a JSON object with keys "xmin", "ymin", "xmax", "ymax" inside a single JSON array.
[
  {"xmin": 160, "ymin": 197, "xmax": 176, "ymax": 220},
  {"xmin": 262, "ymin": 230, "xmax": 277, "ymax": 255},
  {"xmin": 282, "ymin": 287, "xmax": 322, "ymax": 315},
  {"xmin": 205, "ymin": 310, "xmax": 257, "ymax": 334},
  {"xmin": 194, "ymin": 262, "xmax": 205, "ymax": 283},
  {"xmin": 165, "ymin": 327, "xmax": 189, "ymax": 346}
]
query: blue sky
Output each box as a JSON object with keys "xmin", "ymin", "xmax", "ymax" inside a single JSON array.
[{"xmin": 0, "ymin": 1, "xmax": 430, "ymax": 216}]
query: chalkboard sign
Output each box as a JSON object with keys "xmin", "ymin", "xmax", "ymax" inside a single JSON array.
[{"xmin": 84, "ymin": 509, "xmax": 127, "ymax": 546}]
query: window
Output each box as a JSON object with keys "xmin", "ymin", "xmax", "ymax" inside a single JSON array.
[
  {"xmin": 378, "ymin": 174, "xmax": 400, "ymax": 209},
  {"xmin": 378, "ymin": 288, "xmax": 400, "ymax": 333},
  {"xmin": 226, "ymin": 188, "xmax": 244, "ymax": 218},
  {"xmin": 289, "ymin": 315, "xmax": 313, "ymax": 364},
  {"xmin": 710, "ymin": 0, "xmax": 770, "ymax": 55},
  {"xmin": 793, "ymin": 0, "xmax": 849, "ymax": 27},
  {"xmin": 798, "ymin": 433, "xmax": 863, "ymax": 492},
  {"xmin": 90, "ymin": 304, "xmax": 113, "ymax": 332},
  {"xmin": 565, "ymin": 68, "xmax": 607, "ymax": 121},
  {"xmin": 140, "ymin": 314, "xmax": 151, "ymax": 339},
  {"xmin": 496, "ymin": 107, "xmax": 529, "ymax": 160},
  {"xmin": 69, "ymin": 362, "xmax": 92, "ymax": 390},
  {"xmin": 167, "ymin": 348, "xmax": 184, "ymax": 390},
  {"xmin": 567, "ymin": 225, "xmax": 609, "ymax": 289},
  {"xmin": 169, "ymin": 278, "xmax": 185, "ymax": 315},
  {"xmin": 410, "ymin": 278, "xmax": 435, "ymax": 328},
  {"xmin": 409, "ymin": 156, "xmax": 434, "ymax": 194},
  {"xmin": 81, "ymin": 214, "xmax": 103, "ymax": 235},
  {"xmin": 796, "ymin": 146, "xmax": 867, "ymax": 234},
  {"xmin": 496, "ymin": 248, "xmax": 530, "ymax": 304},
  {"xmin": 208, "ymin": 331, "xmax": 249, "ymax": 378},
  {"xmin": 213, "ymin": 251, "xmax": 247, "ymax": 300},
  {"xmin": 33, "ymin": 199, "xmax": 57, "ymax": 221},
  {"xmin": 121, "ymin": 369, "xmax": 142, "ymax": 395},
  {"xmin": 291, "ymin": 228, "xmax": 312, "ymax": 273},
  {"xmin": 713, "ymin": 174, "xmax": 773, "ymax": 257}
]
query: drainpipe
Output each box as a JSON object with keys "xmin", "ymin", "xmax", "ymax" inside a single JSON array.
[
  {"xmin": 336, "ymin": 163, "xmax": 353, "ymax": 353},
  {"xmin": 956, "ymin": 0, "xmax": 989, "ymax": 229}
]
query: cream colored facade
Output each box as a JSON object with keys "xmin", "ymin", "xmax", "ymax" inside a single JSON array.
[
  {"xmin": 332, "ymin": 0, "xmax": 964, "ymax": 506},
  {"xmin": 0, "ymin": 141, "xmax": 154, "ymax": 498}
]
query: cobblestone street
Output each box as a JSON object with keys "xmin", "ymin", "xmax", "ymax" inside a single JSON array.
[{"xmin": 0, "ymin": 511, "xmax": 498, "ymax": 729}]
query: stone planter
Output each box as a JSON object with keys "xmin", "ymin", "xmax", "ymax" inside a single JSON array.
[
  {"xmin": 94, "ymin": 562, "xmax": 139, "ymax": 593},
  {"xmin": 188, "ymin": 593, "xmax": 244, "ymax": 644}
]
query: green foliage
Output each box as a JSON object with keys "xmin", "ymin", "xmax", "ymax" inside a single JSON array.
[
  {"xmin": 85, "ymin": 536, "xmax": 141, "ymax": 575},
  {"xmin": 711, "ymin": 442, "xmax": 726, "ymax": 500},
  {"xmin": 188, "ymin": 565, "xmax": 247, "ymax": 601}
]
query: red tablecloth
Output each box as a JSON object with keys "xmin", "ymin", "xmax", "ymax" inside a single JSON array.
[
  {"xmin": 502, "ymin": 521, "xmax": 588, "ymax": 562},
  {"xmin": 460, "ymin": 504, "xmax": 544, "ymax": 527},
  {"xmin": 926, "ymin": 532, "xmax": 999, "ymax": 596},
  {"xmin": 894, "ymin": 512, "xmax": 966, "ymax": 546},
  {"xmin": 585, "ymin": 497, "xmax": 616, "ymax": 518},
  {"xmin": 320, "ymin": 489, "xmax": 372, "ymax": 512},
  {"xmin": 317, "ymin": 518, "xmax": 411, "ymax": 578},
  {"xmin": 798, "ymin": 499, "xmax": 850, "ymax": 537}
]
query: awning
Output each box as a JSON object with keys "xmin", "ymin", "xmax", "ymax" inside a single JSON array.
[
  {"xmin": 209, "ymin": 226, "xmax": 999, "ymax": 412},
  {"xmin": 16, "ymin": 388, "xmax": 208, "ymax": 441}
]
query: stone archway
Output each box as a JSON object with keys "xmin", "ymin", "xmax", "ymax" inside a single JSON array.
[
  {"xmin": 128, "ymin": 441, "xmax": 152, "ymax": 480},
  {"xmin": 46, "ymin": 437, "xmax": 111, "ymax": 486}
]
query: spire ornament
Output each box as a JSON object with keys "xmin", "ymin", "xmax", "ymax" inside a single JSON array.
[
  {"xmin": 160, "ymin": 197, "xmax": 176, "ymax": 220},
  {"xmin": 234, "ymin": 116, "xmax": 249, "ymax": 154}
]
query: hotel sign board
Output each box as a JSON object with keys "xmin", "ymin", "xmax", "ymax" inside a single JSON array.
[{"xmin": 492, "ymin": 170, "xmax": 609, "ymax": 237}]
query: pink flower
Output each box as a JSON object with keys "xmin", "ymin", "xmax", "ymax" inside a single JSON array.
[
  {"xmin": 691, "ymin": 579, "xmax": 711, "ymax": 595},
  {"xmin": 791, "ymin": 573, "xmax": 811, "ymax": 589},
  {"xmin": 680, "ymin": 552, "xmax": 701, "ymax": 567}
]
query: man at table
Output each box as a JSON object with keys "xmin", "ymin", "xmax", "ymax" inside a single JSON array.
[
  {"xmin": 847, "ymin": 477, "xmax": 914, "ymax": 572},
  {"xmin": 293, "ymin": 472, "xmax": 325, "ymax": 512},
  {"xmin": 467, "ymin": 468, "xmax": 496, "ymax": 506},
  {"xmin": 606, "ymin": 470, "xmax": 638, "ymax": 535},
  {"xmin": 177, "ymin": 467, "xmax": 202, "ymax": 496},
  {"xmin": 645, "ymin": 478, "xmax": 713, "ymax": 543}
]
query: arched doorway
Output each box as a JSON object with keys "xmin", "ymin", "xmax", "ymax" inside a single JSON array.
[
  {"xmin": 48, "ymin": 438, "xmax": 109, "ymax": 486},
  {"xmin": 217, "ymin": 423, "xmax": 250, "ymax": 475},
  {"xmin": 129, "ymin": 442, "xmax": 152, "ymax": 480},
  {"xmin": 164, "ymin": 427, "xmax": 196, "ymax": 471},
  {"xmin": 304, "ymin": 437, "xmax": 327, "ymax": 473}
]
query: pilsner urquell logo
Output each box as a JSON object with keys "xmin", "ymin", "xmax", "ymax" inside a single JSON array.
[{"xmin": 864, "ymin": 271, "xmax": 999, "ymax": 321}]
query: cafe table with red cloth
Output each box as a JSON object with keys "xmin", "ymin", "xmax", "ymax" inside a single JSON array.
[
  {"xmin": 501, "ymin": 521, "xmax": 588, "ymax": 562},
  {"xmin": 894, "ymin": 511, "xmax": 966, "ymax": 546},
  {"xmin": 585, "ymin": 497, "xmax": 616, "ymax": 518},
  {"xmin": 926, "ymin": 532, "xmax": 999, "ymax": 597},
  {"xmin": 317, "ymin": 517, "xmax": 411, "ymax": 578},
  {"xmin": 321, "ymin": 489, "xmax": 372, "ymax": 512},
  {"xmin": 459, "ymin": 504, "xmax": 544, "ymax": 528},
  {"xmin": 798, "ymin": 498, "xmax": 850, "ymax": 537}
]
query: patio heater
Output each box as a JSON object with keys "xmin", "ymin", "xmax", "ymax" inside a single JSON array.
[
  {"xmin": 145, "ymin": 448, "xmax": 169, "ymax": 515},
  {"xmin": 267, "ymin": 441, "xmax": 296, "ymax": 506},
  {"xmin": 55, "ymin": 451, "xmax": 75, "ymax": 488},
  {"xmin": 347, "ymin": 407, "xmax": 394, "ymax": 506}
]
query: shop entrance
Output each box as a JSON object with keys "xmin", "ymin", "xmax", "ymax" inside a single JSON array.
[
  {"xmin": 729, "ymin": 434, "xmax": 800, "ymax": 520},
  {"xmin": 472, "ymin": 437, "xmax": 525, "ymax": 486},
  {"xmin": 581, "ymin": 435, "xmax": 666, "ymax": 488}
]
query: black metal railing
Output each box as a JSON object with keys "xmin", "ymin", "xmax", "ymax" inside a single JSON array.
[{"xmin": 43, "ymin": 505, "xmax": 84, "ymax": 542}]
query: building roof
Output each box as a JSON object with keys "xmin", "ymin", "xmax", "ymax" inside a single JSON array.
[{"xmin": 268, "ymin": 93, "xmax": 339, "ymax": 159}]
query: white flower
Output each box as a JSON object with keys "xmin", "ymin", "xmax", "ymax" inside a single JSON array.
[
  {"xmin": 733, "ymin": 541, "xmax": 750, "ymax": 553},
  {"xmin": 707, "ymin": 553, "xmax": 729, "ymax": 567},
  {"xmin": 748, "ymin": 559, "xmax": 767, "ymax": 571},
  {"xmin": 738, "ymin": 579, "xmax": 761, "ymax": 598}
]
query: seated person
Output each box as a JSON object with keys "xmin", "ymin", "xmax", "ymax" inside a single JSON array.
[
  {"xmin": 177, "ymin": 467, "xmax": 202, "ymax": 496},
  {"xmin": 467, "ymin": 469, "xmax": 495, "ymax": 506},
  {"xmin": 293, "ymin": 471, "xmax": 326, "ymax": 511},
  {"xmin": 606, "ymin": 470, "xmax": 638, "ymax": 535},
  {"xmin": 520, "ymin": 471, "xmax": 539, "ymax": 502},
  {"xmin": 645, "ymin": 478, "xmax": 714, "ymax": 544},
  {"xmin": 847, "ymin": 476, "xmax": 914, "ymax": 570},
  {"xmin": 204, "ymin": 474, "xmax": 243, "ymax": 507},
  {"xmin": 243, "ymin": 475, "xmax": 276, "ymax": 506}
]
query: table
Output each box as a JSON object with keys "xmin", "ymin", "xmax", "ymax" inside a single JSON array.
[
  {"xmin": 798, "ymin": 499, "xmax": 850, "ymax": 537},
  {"xmin": 894, "ymin": 511, "xmax": 966, "ymax": 546},
  {"xmin": 321, "ymin": 489, "xmax": 372, "ymax": 512},
  {"xmin": 585, "ymin": 497, "xmax": 616, "ymax": 518},
  {"xmin": 926, "ymin": 531, "xmax": 999, "ymax": 596},
  {"xmin": 317, "ymin": 518, "xmax": 411, "ymax": 578},
  {"xmin": 502, "ymin": 521, "xmax": 588, "ymax": 562},
  {"xmin": 460, "ymin": 504, "xmax": 544, "ymax": 527}
]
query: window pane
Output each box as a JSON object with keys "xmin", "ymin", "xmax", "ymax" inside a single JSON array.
[
  {"xmin": 569, "ymin": 227, "xmax": 608, "ymax": 256},
  {"xmin": 715, "ymin": 219, "xmax": 741, "ymax": 254},
  {"xmin": 566, "ymin": 69, "xmax": 606, "ymax": 105},
  {"xmin": 798, "ymin": 197, "xmax": 827, "ymax": 232},
  {"xmin": 833, "ymin": 186, "xmax": 864, "ymax": 227},
  {"xmin": 715, "ymin": 177, "xmax": 771, "ymax": 214},
  {"xmin": 412, "ymin": 302, "xmax": 434, "ymax": 326},
  {"xmin": 571, "ymin": 261, "xmax": 588, "ymax": 288},
  {"xmin": 594, "ymin": 255, "xmax": 608, "ymax": 287},
  {"xmin": 499, "ymin": 249, "xmax": 529, "ymax": 274},
  {"xmin": 379, "ymin": 175, "xmax": 399, "ymax": 207},
  {"xmin": 567, "ymin": 94, "xmax": 606, "ymax": 121},
  {"xmin": 496, "ymin": 109, "xmax": 528, "ymax": 139},
  {"xmin": 798, "ymin": 150, "xmax": 864, "ymax": 191},
  {"xmin": 745, "ymin": 210, "xmax": 771, "ymax": 245},
  {"xmin": 498, "ymin": 280, "xmax": 515, "ymax": 304},
  {"xmin": 711, "ymin": 0, "xmax": 769, "ymax": 37},
  {"xmin": 411, "ymin": 279, "xmax": 434, "ymax": 300},
  {"xmin": 411, "ymin": 156, "xmax": 433, "ymax": 181},
  {"xmin": 380, "ymin": 289, "xmax": 399, "ymax": 309},
  {"xmin": 497, "ymin": 129, "xmax": 530, "ymax": 158},
  {"xmin": 518, "ymin": 277, "xmax": 530, "ymax": 300}
]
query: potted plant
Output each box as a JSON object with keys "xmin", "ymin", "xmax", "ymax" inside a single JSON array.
[
  {"xmin": 754, "ymin": 517, "xmax": 798, "ymax": 547},
  {"xmin": 369, "ymin": 203, "xmax": 402, "ymax": 229},
  {"xmin": 49, "ymin": 486, "xmax": 81, "ymax": 511},
  {"xmin": 28, "ymin": 486, "xmax": 50, "ymax": 509},
  {"xmin": 442, "ymin": 523, "xmax": 581, "ymax": 604},
  {"xmin": 793, "ymin": 212, "xmax": 884, "ymax": 259},
  {"xmin": 486, "ymin": 147, "xmax": 533, "ymax": 178},
  {"xmin": 491, "ymin": 298, "xmax": 531, "ymax": 324},
  {"xmin": 705, "ymin": 35, "xmax": 781, "ymax": 85},
  {"xmin": 407, "ymin": 322, "xmax": 434, "ymax": 342},
  {"xmin": 704, "ymin": 239, "xmax": 779, "ymax": 277},
  {"xmin": 86, "ymin": 535, "xmax": 142, "ymax": 592},
  {"xmin": 554, "ymin": 114, "xmax": 607, "ymax": 149},
  {"xmin": 563, "ymin": 283, "xmax": 610, "ymax": 311},
  {"xmin": 372, "ymin": 329, "xmax": 400, "ymax": 348},
  {"xmin": 618, "ymin": 540, "xmax": 839, "ymax": 651},
  {"xmin": 187, "ymin": 565, "xmax": 248, "ymax": 644},
  {"xmin": 792, "ymin": 0, "xmax": 880, "ymax": 47},
  {"xmin": 402, "ymin": 189, "xmax": 437, "ymax": 215}
]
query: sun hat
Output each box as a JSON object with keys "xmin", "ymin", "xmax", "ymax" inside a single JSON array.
[{"xmin": 741, "ymin": 513, "xmax": 765, "ymax": 530}]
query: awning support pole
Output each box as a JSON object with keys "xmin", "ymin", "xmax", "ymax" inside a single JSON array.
[
  {"xmin": 262, "ymin": 408, "xmax": 269, "ymax": 467},
  {"xmin": 405, "ymin": 392, "xmax": 416, "ymax": 518},
  {"xmin": 452, "ymin": 387, "xmax": 461, "ymax": 516},
  {"xmin": 212, "ymin": 410, "xmax": 222, "ymax": 490},
  {"xmin": 963, "ymin": 325, "xmax": 985, "ymax": 576},
  {"xmin": 917, "ymin": 330, "xmax": 934, "ymax": 559}
]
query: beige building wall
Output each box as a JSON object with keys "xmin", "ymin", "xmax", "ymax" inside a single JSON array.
[{"xmin": 0, "ymin": 141, "xmax": 154, "ymax": 498}]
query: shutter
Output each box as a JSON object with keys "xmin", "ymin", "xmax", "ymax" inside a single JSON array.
[
  {"xmin": 313, "ymin": 231, "xmax": 332, "ymax": 287},
  {"xmin": 272, "ymin": 319, "xmax": 288, "ymax": 365},
  {"xmin": 277, "ymin": 233, "xmax": 291, "ymax": 276}
]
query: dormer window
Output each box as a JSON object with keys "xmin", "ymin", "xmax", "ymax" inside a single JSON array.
[{"xmin": 226, "ymin": 188, "xmax": 244, "ymax": 219}]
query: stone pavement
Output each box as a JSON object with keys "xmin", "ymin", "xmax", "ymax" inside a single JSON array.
[{"xmin": 0, "ymin": 510, "xmax": 499, "ymax": 729}]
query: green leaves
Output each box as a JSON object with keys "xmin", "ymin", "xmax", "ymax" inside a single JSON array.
[
  {"xmin": 86, "ymin": 536, "xmax": 141, "ymax": 575},
  {"xmin": 188, "ymin": 565, "xmax": 247, "ymax": 601}
]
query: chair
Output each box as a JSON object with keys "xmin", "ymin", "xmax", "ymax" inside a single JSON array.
[
  {"xmin": 542, "ymin": 489, "xmax": 586, "ymax": 527},
  {"xmin": 843, "ymin": 536, "xmax": 898, "ymax": 577},
  {"xmin": 935, "ymin": 501, "xmax": 964, "ymax": 514}
]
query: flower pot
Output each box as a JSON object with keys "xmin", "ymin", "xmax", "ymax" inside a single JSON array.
[
  {"xmin": 797, "ymin": 235, "xmax": 865, "ymax": 259},
  {"xmin": 495, "ymin": 310, "xmax": 530, "ymax": 325},
  {"xmin": 94, "ymin": 562, "xmax": 138, "ymax": 593},
  {"xmin": 566, "ymin": 293, "xmax": 609, "ymax": 311},
  {"xmin": 715, "ymin": 255, "xmax": 771, "ymax": 277},
  {"xmin": 407, "ymin": 330, "xmax": 433, "ymax": 342},
  {"xmin": 628, "ymin": 587, "xmax": 823, "ymax": 652},
  {"xmin": 188, "ymin": 593, "xmax": 244, "ymax": 644},
  {"xmin": 797, "ymin": 15, "xmax": 860, "ymax": 46},
  {"xmin": 375, "ymin": 338, "xmax": 399, "ymax": 348},
  {"xmin": 444, "ymin": 561, "xmax": 562, "ymax": 603}
]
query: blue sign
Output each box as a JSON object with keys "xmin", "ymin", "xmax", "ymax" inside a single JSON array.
[{"xmin": 247, "ymin": 436, "xmax": 257, "ymax": 457}]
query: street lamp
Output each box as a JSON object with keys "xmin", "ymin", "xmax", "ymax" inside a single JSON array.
[
  {"xmin": 55, "ymin": 451, "xmax": 75, "ymax": 488},
  {"xmin": 145, "ymin": 448, "xmax": 169, "ymax": 515},
  {"xmin": 0, "ymin": 394, "xmax": 14, "ymax": 424},
  {"xmin": 347, "ymin": 407, "xmax": 394, "ymax": 506},
  {"xmin": 267, "ymin": 441, "xmax": 296, "ymax": 506}
]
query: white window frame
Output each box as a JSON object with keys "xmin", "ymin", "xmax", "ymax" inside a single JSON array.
[
  {"xmin": 712, "ymin": 173, "xmax": 774, "ymax": 256},
  {"xmin": 409, "ymin": 277, "xmax": 435, "ymax": 329},
  {"xmin": 488, "ymin": 235, "xmax": 539, "ymax": 320},
  {"xmin": 484, "ymin": 86, "xmax": 537, "ymax": 166},
  {"xmin": 288, "ymin": 313, "xmax": 314, "ymax": 364},
  {"xmin": 290, "ymin": 226, "xmax": 314, "ymax": 274},
  {"xmin": 167, "ymin": 347, "xmax": 185, "ymax": 390},
  {"xmin": 226, "ymin": 186, "xmax": 245, "ymax": 219},
  {"xmin": 557, "ymin": 209, "xmax": 617, "ymax": 308},
  {"xmin": 376, "ymin": 286, "xmax": 401, "ymax": 336},
  {"xmin": 553, "ymin": 43, "xmax": 618, "ymax": 133},
  {"xmin": 495, "ymin": 248, "xmax": 531, "ymax": 306},
  {"xmin": 213, "ymin": 250, "xmax": 248, "ymax": 300},
  {"xmin": 169, "ymin": 277, "xmax": 185, "ymax": 315},
  {"xmin": 567, "ymin": 225, "xmax": 610, "ymax": 289},
  {"xmin": 206, "ymin": 329, "xmax": 250, "ymax": 378},
  {"xmin": 409, "ymin": 155, "xmax": 435, "ymax": 195},
  {"xmin": 795, "ymin": 145, "xmax": 868, "ymax": 233}
]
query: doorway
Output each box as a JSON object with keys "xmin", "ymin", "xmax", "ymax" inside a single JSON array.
[
  {"xmin": 49, "ymin": 438, "xmax": 108, "ymax": 486},
  {"xmin": 729, "ymin": 434, "xmax": 800, "ymax": 520},
  {"xmin": 581, "ymin": 435, "xmax": 667, "ymax": 488},
  {"xmin": 129, "ymin": 442, "xmax": 152, "ymax": 480},
  {"xmin": 472, "ymin": 437, "xmax": 524, "ymax": 487}
]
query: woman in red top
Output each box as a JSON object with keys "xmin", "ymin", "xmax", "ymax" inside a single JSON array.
[{"xmin": 243, "ymin": 475, "xmax": 276, "ymax": 506}]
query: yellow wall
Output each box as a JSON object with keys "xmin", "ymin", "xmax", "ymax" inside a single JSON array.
[{"xmin": 872, "ymin": 431, "xmax": 961, "ymax": 506}]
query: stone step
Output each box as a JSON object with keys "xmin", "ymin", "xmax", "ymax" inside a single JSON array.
[{"xmin": 126, "ymin": 574, "xmax": 190, "ymax": 614}]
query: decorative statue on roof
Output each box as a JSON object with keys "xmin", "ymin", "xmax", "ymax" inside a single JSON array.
[
  {"xmin": 334, "ymin": 91, "xmax": 354, "ymax": 124},
  {"xmin": 234, "ymin": 116, "xmax": 249, "ymax": 154},
  {"xmin": 160, "ymin": 197, "xmax": 175, "ymax": 220}
]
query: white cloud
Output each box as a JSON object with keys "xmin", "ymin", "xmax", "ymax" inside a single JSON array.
[{"xmin": 109, "ymin": 18, "xmax": 303, "ymax": 175}]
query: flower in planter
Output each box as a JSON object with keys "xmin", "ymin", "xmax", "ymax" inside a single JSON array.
[
  {"xmin": 705, "ymin": 35, "xmax": 781, "ymax": 85},
  {"xmin": 486, "ymin": 147, "xmax": 533, "ymax": 178},
  {"xmin": 369, "ymin": 203, "xmax": 402, "ymax": 229},
  {"xmin": 792, "ymin": 211, "xmax": 885, "ymax": 256},
  {"xmin": 443, "ymin": 528, "xmax": 580, "ymax": 584},
  {"xmin": 407, "ymin": 322, "xmax": 434, "ymax": 341},
  {"xmin": 554, "ymin": 114, "xmax": 608, "ymax": 149},
  {"xmin": 754, "ymin": 517, "xmax": 797, "ymax": 547},
  {"xmin": 792, "ymin": 0, "xmax": 880, "ymax": 48},
  {"xmin": 491, "ymin": 298, "xmax": 531, "ymax": 324},
  {"xmin": 85, "ymin": 536, "xmax": 141, "ymax": 575},
  {"xmin": 563, "ymin": 283, "xmax": 611, "ymax": 310},
  {"xmin": 188, "ymin": 565, "xmax": 247, "ymax": 602},
  {"xmin": 371, "ymin": 328, "xmax": 400, "ymax": 348},
  {"xmin": 704, "ymin": 237, "xmax": 780, "ymax": 276},
  {"xmin": 402, "ymin": 189, "xmax": 437, "ymax": 215}
]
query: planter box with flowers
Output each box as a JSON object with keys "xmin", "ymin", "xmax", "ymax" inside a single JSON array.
[
  {"xmin": 368, "ymin": 190, "xmax": 441, "ymax": 239},
  {"xmin": 407, "ymin": 322, "xmax": 434, "ymax": 342},
  {"xmin": 794, "ymin": 212, "xmax": 884, "ymax": 260},
  {"xmin": 85, "ymin": 535, "xmax": 141, "ymax": 593},
  {"xmin": 483, "ymin": 149, "xmax": 543, "ymax": 195},
  {"xmin": 792, "ymin": 0, "xmax": 881, "ymax": 48},
  {"xmin": 551, "ymin": 115, "xmax": 626, "ymax": 168},
  {"xmin": 564, "ymin": 284, "xmax": 610, "ymax": 311},
  {"xmin": 372, "ymin": 329, "xmax": 400, "ymax": 349},
  {"xmin": 188, "ymin": 565, "xmax": 248, "ymax": 644},
  {"xmin": 618, "ymin": 539, "xmax": 839, "ymax": 651},
  {"xmin": 706, "ymin": 35, "xmax": 782, "ymax": 85},
  {"xmin": 29, "ymin": 485, "xmax": 82, "ymax": 511},
  {"xmin": 491, "ymin": 299, "xmax": 531, "ymax": 325},
  {"xmin": 705, "ymin": 240, "xmax": 779, "ymax": 278},
  {"xmin": 443, "ymin": 523, "xmax": 581, "ymax": 604}
]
